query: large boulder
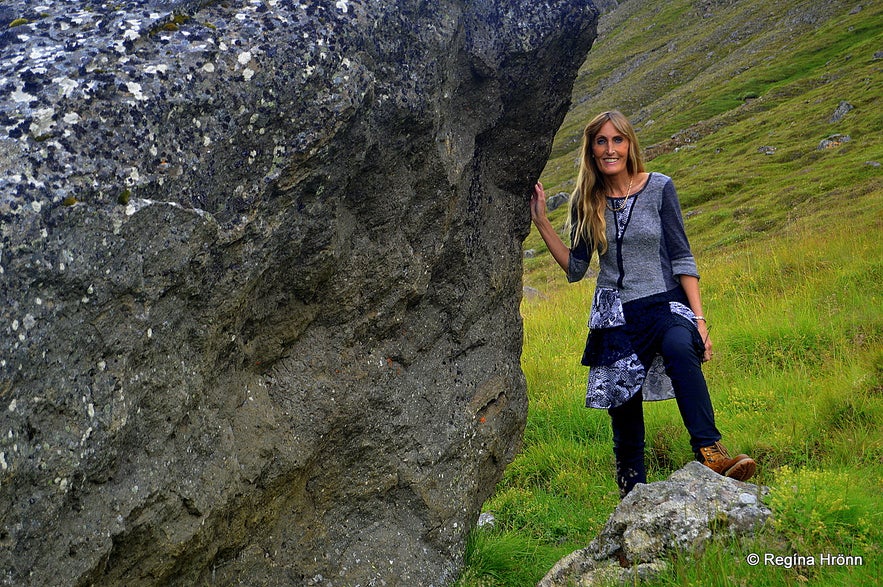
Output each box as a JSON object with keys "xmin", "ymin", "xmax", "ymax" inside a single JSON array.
[{"xmin": 0, "ymin": 0, "xmax": 597, "ymax": 585}]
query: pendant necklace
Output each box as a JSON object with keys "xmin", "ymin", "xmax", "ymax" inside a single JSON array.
[{"xmin": 606, "ymin": 175, "xmax": 633, "ymax": 212}]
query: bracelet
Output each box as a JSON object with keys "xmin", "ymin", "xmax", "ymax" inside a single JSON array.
[{"xmin": 695, "ymin": 316, "xmax": 706, "ymax": 322}]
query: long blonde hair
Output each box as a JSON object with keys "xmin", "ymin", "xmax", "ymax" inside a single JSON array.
[{"xmin": 567, "ymin": 110, "xmax": 645, "ymax": 254}]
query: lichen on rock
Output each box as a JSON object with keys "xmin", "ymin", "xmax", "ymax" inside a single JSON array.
[{"xmin": 0, "ymin": 1, "xmax": 597, "ymax": 585}]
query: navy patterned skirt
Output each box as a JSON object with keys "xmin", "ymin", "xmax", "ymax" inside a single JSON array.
[{"xmin": 581, "ymin": 287, "xmax": 705, "ymax": 409}]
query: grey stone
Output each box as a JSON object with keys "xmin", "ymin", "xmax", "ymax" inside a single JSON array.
[
  {"xmin": 818, "ymin": 134, "xmax": 852, "ymax": 149},
  {"xmin": 538, "ymin": 462, "xmax": 771, "ymax": 586},
  {"xmin": 829, "ymin": 100, "xmax": 854, "ymax": 123},
  {"xmin": 477, "ymin": 512, "xmax": 496, "ymax": 528},
  {"xmin": 546, "ymin": 192, "xmax": 570, "ymax": 212},
  {"xmin": 0, "ymin": 1, "xmax": 598, "ymax": 585}
]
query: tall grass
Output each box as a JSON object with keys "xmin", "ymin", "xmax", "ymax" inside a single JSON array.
[
  {"xmin": 457, "ymin": 0, "xmax": 882, "ymax": 583},
  {"xmin": 457, "ymin": 201, "xmax": 882, "ymax": 586}
]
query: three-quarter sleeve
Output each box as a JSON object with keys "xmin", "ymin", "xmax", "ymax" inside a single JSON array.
[
  {"xmin": 567, "ymin": 228, "xmax": 592, "ymax": 283},
  {"xmin": 660, "ymin": 180, "xmax": 699, "ymax": 278}
]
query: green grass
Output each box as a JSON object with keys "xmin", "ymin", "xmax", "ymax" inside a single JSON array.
[
  {"xmin": 457, "ymin": 0, "xmax": 883, "ymax": 584},
  {"xmin": 462, "ymin": 217, "xmax": 883, "ymax": 586}
]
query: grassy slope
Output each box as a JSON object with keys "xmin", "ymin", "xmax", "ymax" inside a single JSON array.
[{"xmin": 461, "ymin": 0, "xmax": 882, "ymax": 585}]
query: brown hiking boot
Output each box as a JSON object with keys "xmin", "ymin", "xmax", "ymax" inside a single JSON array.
[{"xmin": 699, "ymin": 441, "xmax": 756, "ymax": 481}]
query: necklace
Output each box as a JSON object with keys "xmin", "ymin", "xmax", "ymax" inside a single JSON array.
[{"xmin": 606, "ymin": 176, "xmax": 633, "ymax": 212}]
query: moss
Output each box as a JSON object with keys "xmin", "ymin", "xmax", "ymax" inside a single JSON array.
[
  {"xmin": 9, "ymin": 18, "xmax": 29, "ymax": 28},
  {"xmin": 117, "ymin": 189, "xmax": 131, "ymax": 205},
  {"xmin": 151, "ymin": 13, "xmax": 190, "ymax": 34}
]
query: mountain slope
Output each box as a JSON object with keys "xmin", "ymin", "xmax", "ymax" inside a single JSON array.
[{"xmin": 529, "ymin": 0, "xmax": 882, "ymax": 274}]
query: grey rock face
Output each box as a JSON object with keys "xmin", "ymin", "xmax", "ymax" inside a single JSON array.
[
  {"xmin": 539, "ymin": 462, "xmax": 771, "ymax": 586},
  {"xmin": 0, "ymin": 1, "xmax": 597, "ymax": 585}
]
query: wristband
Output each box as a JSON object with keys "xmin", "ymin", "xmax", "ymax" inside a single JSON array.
[{"xmin": 695, "ymin": 316, "xmax": 706, "ymax": 322}]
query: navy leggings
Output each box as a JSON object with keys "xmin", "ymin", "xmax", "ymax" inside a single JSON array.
[{"xmin": 608, "ymin": 324, "xmax": 721, "ymax": 497}]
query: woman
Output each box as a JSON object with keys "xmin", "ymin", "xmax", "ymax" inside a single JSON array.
[{"xmin": 530, "ymin": 110, "xmax": 755, "ymax": 497}]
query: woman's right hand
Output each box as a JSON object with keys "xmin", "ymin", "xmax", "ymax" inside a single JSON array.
[
  {"xmin": 530, "ymin": 182, "xmax": 547, "ymax": 223},
  {"xmin": 529, "ymin": 181, "xmax": 571, "ymax": 272}
]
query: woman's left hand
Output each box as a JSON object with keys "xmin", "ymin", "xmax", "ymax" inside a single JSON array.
[{"xmin": 698, "ymin": 321, "xmax": 713, "ymax": 362}]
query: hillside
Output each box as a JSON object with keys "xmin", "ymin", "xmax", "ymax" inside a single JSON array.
[{"xmin": 526, "ymin": 0, "xmax": 882, "ymax": 284}]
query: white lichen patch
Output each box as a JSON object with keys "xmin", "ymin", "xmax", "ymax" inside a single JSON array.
[
  {"xmin": 22, "ymin": 314, "xmax": 36, "ymax": 330},
  {"xmin": 125, "ymin": 81, "xmax": 147, "ymax": 101},
  {"xmin": 28, "ymin": 45, "xmax": 58, "ymax": 62},
  {"xmin": 125, "ymin": 198, "xmax": 154, "ymax": 216},
  {"xmin": 125, "ymin": 167, "xmax": 142, "ymax": 186},
  {"xmin": 29, "ymin": 108, "xmax": 57, "ymax": 136},
  {"xmin": 11, "ymin": 87, "xmax": 36, "ymax": 104}
]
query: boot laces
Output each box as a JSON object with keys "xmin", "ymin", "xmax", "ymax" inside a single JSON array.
[{"xmin": 703, "ymin": 441, "xmax": 731, "ymax": 462}]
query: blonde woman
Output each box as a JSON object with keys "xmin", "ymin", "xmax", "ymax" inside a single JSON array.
[{"xmin": 530, "ymin": 110, "xmax": 755, "ymax": 497}]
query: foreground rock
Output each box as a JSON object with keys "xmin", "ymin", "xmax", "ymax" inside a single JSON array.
[
  {"xmin": 539, "ymin": 462, "xmax": 771, "ymax": 586},
  {"xmin": 0, "ymin": 1, "xmax": 597, "ymax": 585}
]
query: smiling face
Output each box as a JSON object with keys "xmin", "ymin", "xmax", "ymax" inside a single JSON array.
[{"xmin": 591, "ymin": 120, "xmax": 631, "ymax": 178}]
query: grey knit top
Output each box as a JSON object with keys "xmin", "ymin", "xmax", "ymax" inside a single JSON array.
[{"xmin": 567, "ymin": 172, "xmax": 699, "ymax": 302}]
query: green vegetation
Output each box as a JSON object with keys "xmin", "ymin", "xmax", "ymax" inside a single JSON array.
[{"xmin": 459, "ymin": 0, "xmax": 882, "ymax": 584}]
